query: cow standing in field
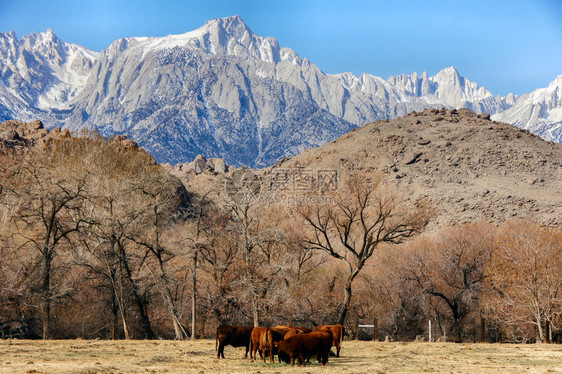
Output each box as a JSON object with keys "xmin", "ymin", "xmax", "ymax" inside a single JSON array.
[
  {"xmin": 261, "ymin": 328, "xmax": 287, "ymax": 363},
  {"xmin": 251, "ymin": 326, "xmax": 290, "ymax": 362},
  {"xmin": 276, "ymin": 330, "xmax": 333, "ymax": 366},
  {"xmin": 216, "ymin": 325, "xmax": 253, "ymax": 359},
  {"xmin": 314, "ymin": 324, "xmax": 344, "ymax": 356},
  {"xmin": 250, "ymin": 327, "xmax": 268, "ymax": 361}
]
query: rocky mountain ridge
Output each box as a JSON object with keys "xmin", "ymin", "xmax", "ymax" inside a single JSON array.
[
  {"xmin": 1, "ymin": 16, "xmax": 561, "ymax": 167},
  {"xmin": 263, "ymin": 108, "xmax": 561, "ymax": 229}
]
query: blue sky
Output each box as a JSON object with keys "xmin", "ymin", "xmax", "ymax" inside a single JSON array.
[{"xmin": 1, "ymin": 0, "xmax": 561, "ymax": 96}]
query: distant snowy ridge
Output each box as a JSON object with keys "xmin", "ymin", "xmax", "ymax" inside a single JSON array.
[
  {"xmin": 492, "ymin": 75, "xmax": 562, "ymax": 142},
  {"xmin": 0, "ymin": 28, "xmax": 97, "ymax": 111},
  {"xmin": 1, "ymin": 16, "xmax": 561, "ymax": 167}
]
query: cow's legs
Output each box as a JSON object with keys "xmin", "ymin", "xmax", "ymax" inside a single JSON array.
[{"xmin": 320, "ymin": 351, "xmax": 328, "ymax": 366}]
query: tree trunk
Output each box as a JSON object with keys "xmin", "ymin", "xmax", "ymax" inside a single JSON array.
[
  {"xmin": 536, "ymin": 314, "xmax": 544, "ymax": 343},
  {"xmin": 452, "ymin": 305, "xmax": 461, "ymax": 343},
  {"xmin": 191, "ymin": 249, "xmax": 197, "ymax": 340},
  {"xmin": 111, "ymin": 286, "xmax": 118, "ymax": 340},
  {"xmin": 116, "ymin": 276, "xmax": 130, "ymax": 339},
  {"xmin": 156, "ymin": 261, "xmax": 187, "ymax": 340},
  {"xmin": 337, "ymin": 282, "xmax": 353, "ymax": 325},
  {"xmin": 108, "ymin": 261, "xmax": 130, "ymax": 339},
  {"xmin": 200, "ymin": 315, "xmax": 205, "ymax": 339},
  {"xmin": 163, "ymin": 284, "xmax": 188, "ymax": 339},
  {"xmin": 252, "ymin": 293, "xmax": 260, "ymax": 327},
  {"xmin": 42, "ymin": 290, "xmax": 50, "ymax": 339},
  {"xmin": 42, "ymin": 251, "xmax": 51, "ymax": 339},
  {"xmin": 120, "ymin": 308, "xmax": 130, "ymax": 340},
  {"xmin": 119, "ymin": 246, "xmax": 156, "ymax": 339},
  {"xmin": 429, "ymin": 291, "xmax": 463, "ymax": 343},
  {"xmin": 131, "ymin": 286, "xmax": 155, "ymax": 339}
]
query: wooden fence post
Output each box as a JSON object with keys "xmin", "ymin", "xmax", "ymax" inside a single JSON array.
[
  {"xmin": 480, "ymin": 317, "xmax": 486, "ymax": 343},
  {"xmin": 355, "ymin": 319, "xmax": 359, "ymax": 341},
  {"xmin": 200, "ymin": 315, "xmax": 205, "ymax": 339},
  {"xmin": 545, "ymin": 320, "xmax": 550, "ymax": 344},
  {"xmin": 429, "ymin": 320, "xmax": 432, "ymax": 342},
  {"xmin": 373, "ymin": 317, "xmax": 378, "ymax": 341}
]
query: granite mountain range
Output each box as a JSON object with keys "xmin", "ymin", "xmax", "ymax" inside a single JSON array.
[{"xmin": 1, "ymin": 16, "xmax": 561, "ymax": 167}]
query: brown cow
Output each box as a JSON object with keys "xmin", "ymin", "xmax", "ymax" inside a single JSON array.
[
  {"xmin": 283, "ymin": 328, "xmax": 301, "ymax": 340},
  {"xmin": 261, "ymin": 328, "xmax": 287, "ymax": 363},
  {"xmin": 276, "ymin": 330, "xmax": 333, "ymax": 366},
  {"xmin": 216, "ymin": 324, "xmax": 253, "ymax": 359},
  {"xmin": 275, "ymin": 325, "xmax": 313, "ymax": 334},
  {"xmin": 314, "ymin": 324, "xmax": 344, "ymax": 356},
  {"xmin": 250, "ymin": 327, "xmax": 268, "ymax": 361},
  {"xmin": 251, "ymin": 327, "xmax": 292, "ymax": 362}
]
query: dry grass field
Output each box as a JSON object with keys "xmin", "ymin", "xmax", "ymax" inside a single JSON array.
[{"xmin": 0, "ymin": 339, "xmax": 561, "ymax": 374}]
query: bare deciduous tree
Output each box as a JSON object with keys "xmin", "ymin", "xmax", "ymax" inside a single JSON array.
[
  {"xmin": 301, "ymin": 173, "xmax": 430, "ymax": 325},
  {"xmin": 132, "ymin": 175, "xmax": 190, "ymax": 340},
  {"xmin": 403, "ymin": 223, "xmax": 496, "ymax": 342},
  {"xmin": 484, "ymin": 221, "xmax": 562, "ymax": 342},
  {"xmin": 2, "ymin": 139, "xmax": 91, "ymax": 338}
]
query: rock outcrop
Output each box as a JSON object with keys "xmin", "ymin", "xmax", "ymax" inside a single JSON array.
[{"xmin": 0, "ymin": 120, "xmax": 70, "ymax": 151}]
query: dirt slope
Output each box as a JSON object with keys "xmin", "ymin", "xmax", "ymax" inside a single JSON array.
[{"xmin": 265, "ymin": 108, "xmax": 561, "ymax": 229}]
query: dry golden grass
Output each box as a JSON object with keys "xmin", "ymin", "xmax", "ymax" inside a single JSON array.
[{"xmin": 0, "ymin": 339, "xmax": 561, "ymax": 374}]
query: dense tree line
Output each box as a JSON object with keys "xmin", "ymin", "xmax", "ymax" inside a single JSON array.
[{"xmin": 0, "ymin": 135, "xmax": 560, "ymax": 343}]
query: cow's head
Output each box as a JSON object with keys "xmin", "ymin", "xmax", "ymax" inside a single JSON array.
[{"xmin": 276, "ymin": 342, "xmax": 290, "ymax": 364}]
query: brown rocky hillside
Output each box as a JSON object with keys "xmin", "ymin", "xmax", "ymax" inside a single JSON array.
[
  {"xmin": 0, "ymin": 119, "xmax": 146, "ymax": 156},
  {"xmin": 4, "ymin": 112, "xmax": 560, "ymax": 231},
  {"xmin": 0, "ymin": 120, "xmax": 71, "ymax": 150},
  {"xmin": 262, "ymin": 108, "xmax": 561, "ymax": 229}
]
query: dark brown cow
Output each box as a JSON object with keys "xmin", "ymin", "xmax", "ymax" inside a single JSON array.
[
  {"xmin": 216, "ymin": 324, "xmax": 253, "ymax": 359},
  {"xmin": 314, "ymin": 324, "xmax": 344, "ymax": 356},
  {"xmin": 276, "ymin": 330, "xmax": 333, "ymax": 366}
]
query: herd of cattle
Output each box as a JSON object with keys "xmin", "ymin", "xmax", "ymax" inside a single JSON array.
[{"xmin": 216, "ymin": 324, "xmax": 344, "ymax": 366}]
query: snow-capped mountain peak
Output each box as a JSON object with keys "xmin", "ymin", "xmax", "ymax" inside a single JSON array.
[
  {"xmin": 548, "ymin": 74, "xmax": 562, "ymax": 89},
  {"xmin": 200, "ymin": 15, "xmax": 281, "ymax": 63},
  {"xmin": 491, "ymin": 74, "xmax": 562, "ymax": 141},
  {"xmin": 21, "ymin": 29, "xmax": 67, "ymax": 65},
  {"xmin": 429, "ymin": 66, "xmax": 494, "ymax": 106},
  {"xmin": 0, "ymin": 28, "xmax": 97, "ymax": 111},
  {"xmin": 115, "ymin": 15, "xmax": 282, "ymax": 64},
  {"xmin": 432, "ymin": 66, "xmax": 461, "ymax": 81},
  {"xmin": 204, "ymin": 15, "xmax": 253, "ymax": 41},
  {"xmin": 1, "ymin": 16, "xmax": 561, "ymax": 167}
]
